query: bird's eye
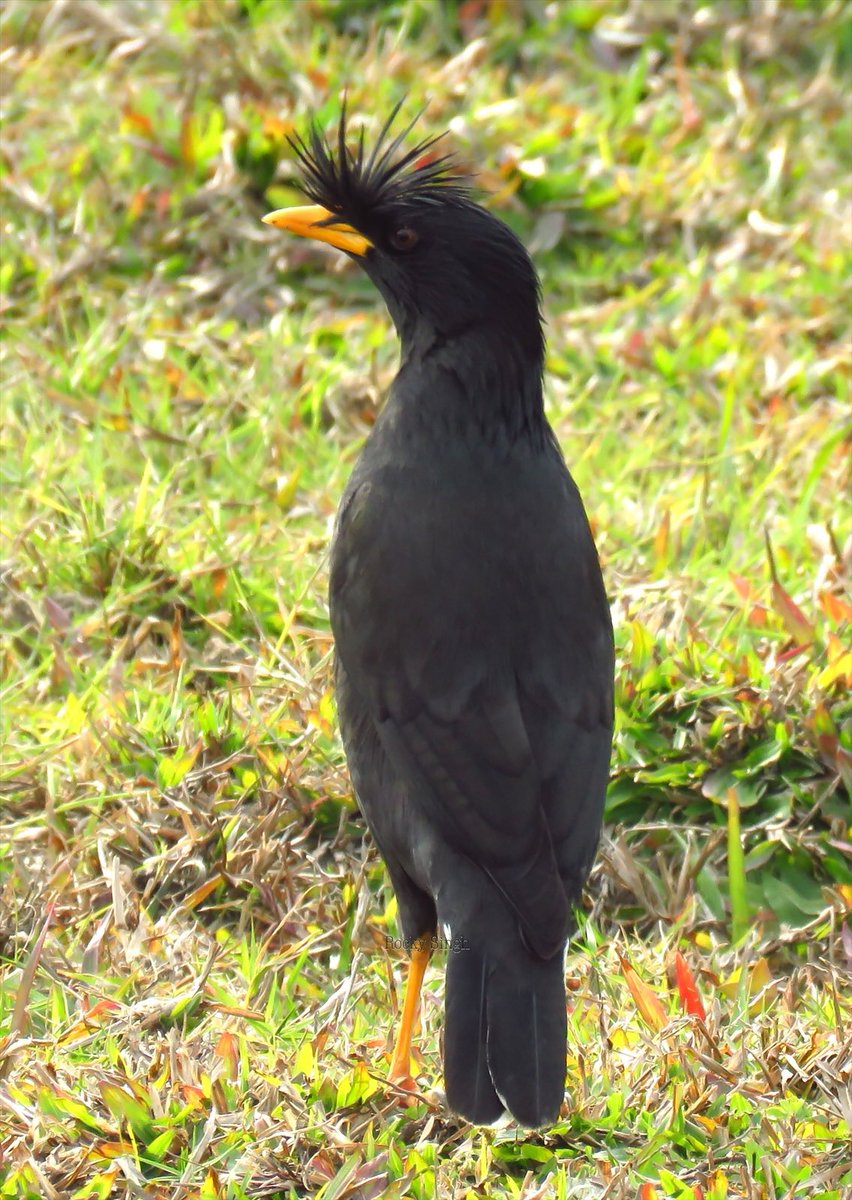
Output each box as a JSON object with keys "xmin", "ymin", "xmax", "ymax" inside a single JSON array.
[{"xmin": 389, "ymin": 226, "xmax": 419, "ymax": 252}]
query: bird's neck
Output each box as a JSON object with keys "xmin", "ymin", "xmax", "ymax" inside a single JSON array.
[{"xmin": 398, "ymin": 324, "xmax": 547, "ymax": 446}]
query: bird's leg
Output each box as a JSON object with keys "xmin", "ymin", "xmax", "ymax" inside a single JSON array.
[{"xmin": 388, "ymin": 935, "xmax": 432, "ymax": 1082}]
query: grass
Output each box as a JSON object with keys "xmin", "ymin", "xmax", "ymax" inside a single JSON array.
[{"xmin": 1, "ymin": 0, "xmax": 850, "ymax": 1196}]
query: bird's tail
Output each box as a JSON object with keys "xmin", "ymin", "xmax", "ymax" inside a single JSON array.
[{"xmin": 442, "ymin": 915, "xmax": 567, "ymax": 1128}]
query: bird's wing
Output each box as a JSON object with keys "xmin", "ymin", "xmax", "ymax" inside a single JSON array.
[{"xmin": 330, "ymin": 454, "xmax": 613, "ymax": 957}]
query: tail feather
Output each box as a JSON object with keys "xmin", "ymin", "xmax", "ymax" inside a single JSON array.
[
  {"xmin": 485, "ymin": 954, "xmax": 566, "ymax": 1127},
  {"xmin": 443, "ymin": 945, "xmax": 504, "ymax": 1124},
  {"xmin": 443, "ymin": 927, "xmax": 566, "ymax": 1127}
]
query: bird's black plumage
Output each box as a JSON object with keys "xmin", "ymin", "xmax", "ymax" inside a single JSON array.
[{"xmin": 273, "ymin": 107, "xmax": 614, "ymax": 1127}]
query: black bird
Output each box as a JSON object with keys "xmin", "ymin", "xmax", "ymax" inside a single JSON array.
[{"xmin": 264, "ymin": 106, "xmax": 614, "ymax": 1128}]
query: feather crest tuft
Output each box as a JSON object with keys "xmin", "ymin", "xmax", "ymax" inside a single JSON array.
[{"xmin": 288, "ymin": 100, "xmax": 472, "ymax": 223}]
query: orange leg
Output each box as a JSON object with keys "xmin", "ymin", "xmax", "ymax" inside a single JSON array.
[{"xmin": 388, "ymin": 938, "xmax": 431, "ymax": 1082}]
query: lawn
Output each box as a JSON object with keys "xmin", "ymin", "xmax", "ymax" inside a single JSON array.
[{"xmin": 1, "ymin": 1, "xmax": 850, "ymax": 1197}]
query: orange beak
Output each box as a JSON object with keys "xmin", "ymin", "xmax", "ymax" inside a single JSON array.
[{"xmin": 262, "ymin": 203, "xmax": 372, "ymax": 257}]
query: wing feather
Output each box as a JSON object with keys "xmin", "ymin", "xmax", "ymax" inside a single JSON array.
[{"xmin": 331, "ymin": 437, "xmax": 613, "ymax": 958}]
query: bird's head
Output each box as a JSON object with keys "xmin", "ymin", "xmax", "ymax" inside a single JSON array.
[{"xmin": 263, "ymin": 104, "xmax": 544, "ymax": 369}]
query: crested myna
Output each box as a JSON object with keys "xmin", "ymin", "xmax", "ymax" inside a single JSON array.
[{"xmin": 264, "ymin": 106, "xmax": 614, "ymax": 1129}]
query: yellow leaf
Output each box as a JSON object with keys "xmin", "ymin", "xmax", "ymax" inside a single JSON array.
[
  {"xmin": 180, "ymin": 112, "xmax": 195, "ymax": 169},
  {"xmin": 294, "ymin": 1039, "xmax": 315, "ymax": 1078},
  {"xmin": 720, "ymin": 957, "xmax": 775, "ymax": 1012},
  {"xmin": 262, "ymin": 115, "xmax": 295, "ymax": 141},
  {"xmin": 708, "ymin": 1169, "xmax": 729, "ymax": 1198},
  {"xmin": 182, "ymin": 875, "xmax": 223, "ymax": 912},
  {"xmin": 62, "ymin": 693, "xmax": 88, "ymax": 734},
  {"xmin": 619, "ymin": 955, "xmax": 668, "ymax": 1032},
  {"xmin": 748, "ymin": 956, "xmax": 773, "ymax": 996},
  {"xmin": 816, "ymin": 643, "xmax": 852, "ymax": 690},
  {"xmin": 86, "ymin": 1140, "xmax": 135, "ymax": 1162},
  {"xmin": 609, "ymin": 1026, "xmax": 642, "ymax": 1049},
  {"xmin": 653, "ymin": 508, "xmax": 671, "ymax": 572},
  {"xmin": 275, "ymin": 467, "xmax": 301, "ymax": 509}
]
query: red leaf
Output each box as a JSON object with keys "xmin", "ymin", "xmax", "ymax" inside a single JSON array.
[
  {"xmin": 83, "ymin": 998, "xmax": 121, "ymax": 1020},
  {"xmin": 621, "ymin": 329, "xmax": 649, "ymax": 367},
  {"xmin": 777, "ymin": 642, "xmax": 811, "ymax": 664},
  {"xmin": 674, "ymin": 36, "xmax": 702, "ymax": 133},
  {"xmin": 674, "ymin": 951, "xmax": 707, "ymax": 1020},
  {"xmin": 747, "ymin": 603, "xmax": 769, "ymax": 627},
  {"xmin": 764, "ymin": 529, "xmax": 814, "ymax": 642},
  {"xmin": 45, "ymin": 596, "xmax": 71, "ymax": 631},
  {"xmin": 730, "ymin": 572, "xmax": 754, "ymax": 601},
  {"xmin": 820, "ymin": 589, "xmax": 852, "ymax": 624},
  {"xmin": 122, "ymin": 107, "xmax": 154, "ymax": 138}
]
